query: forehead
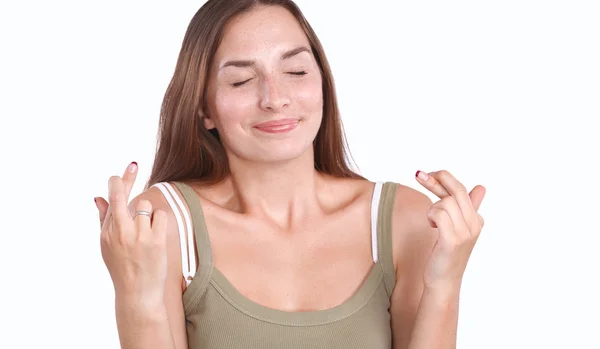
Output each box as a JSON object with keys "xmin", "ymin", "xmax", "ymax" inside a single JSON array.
[{"xmin": 215, "ymin": 6, "xmax": 310, "ymax": 60}]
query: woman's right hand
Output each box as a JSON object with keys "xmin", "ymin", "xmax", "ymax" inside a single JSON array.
[{"xmin": 95, "ymin": 162, "xmax": 169, "ymax": 306}]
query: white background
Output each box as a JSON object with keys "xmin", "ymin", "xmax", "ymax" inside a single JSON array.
[{"xmin": 1, "ymin": 0, "xmax": 599, "ymax": 348}]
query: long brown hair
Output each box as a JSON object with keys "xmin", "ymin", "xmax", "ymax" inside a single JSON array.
[{"xmin": 146, "ymin": 0, "xmax": 364, "ymax": 189}]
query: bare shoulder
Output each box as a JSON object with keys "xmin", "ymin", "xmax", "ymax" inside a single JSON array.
[
  {"xmin": 387, "ymin": 183, "xmax": 438, "ymax": 347},
  {"xmin": 128, "ymin": 185, "xmax": 172, "ymax": 216},
  {"xmin": 322, "ymin": 175, "xmax": 376, "ymax": 203},
  {"xmin": 389, "ymin": 183, "xmax": 437, "ymax": 271}
]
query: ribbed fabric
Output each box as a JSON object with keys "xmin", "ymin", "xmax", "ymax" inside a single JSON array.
[{"xmin": 172, "ymin": 181, "xmax": 399, "ymax": 348}]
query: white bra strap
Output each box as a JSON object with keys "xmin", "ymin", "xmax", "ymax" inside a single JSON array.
[
  {"xmin": 370, "ymin": 182, "xmax": 384, "ymax": 263},
  {"xmin": 161, "ymin": 183, "xmax": 197, "ymax": 279},
  {"xmin": 151, "ymin": 182, "xmax": 195, "ymax": 286}
]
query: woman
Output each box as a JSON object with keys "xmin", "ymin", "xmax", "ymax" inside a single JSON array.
[{"xmin": 95, "ymin": 0, "xmax": 486, "ymax": 348}]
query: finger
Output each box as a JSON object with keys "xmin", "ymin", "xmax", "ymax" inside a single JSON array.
[
  {"xmin": 106, "ymin": 161, "xmax": 138, "ymax": 222},
  {"xmin": 416, "ymin": 170, "xmax": 450, "ymax": 198},
  {"xmin": 435, "ymin": 197, "xmax": 470, "ymax": 237},
  {"xmin": 427, "ymin": 207, "xmax": 455, "ymax": 242},
  {"xmin": 133, "ymin": 199, "xmax": 153, "ymax": 236},
  {"xmin": 469, "ymin": 185, "xmax": 486, "ymax": 212},
  {"xmin": 108, "ymin": 176, "xmax": 132, "ymax": 231},
  {"xmin": 121, "ymin": 162, "xmax": 139, "ymax": 201},
  {"xmin": 95, "ymin": 197, "xmax": 109, "ymax": 226},
  {"xmin": 151, "ymin": 209, "xmax": 168, "ymax": 242},
  {"xmin": 428, "ymin": 170, "xmax": 480, "ymax": 230}
]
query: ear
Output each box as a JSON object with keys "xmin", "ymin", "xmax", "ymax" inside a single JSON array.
[{"xmin": 199, "ymin": 111, "xmax": 216, "ymax": 130}]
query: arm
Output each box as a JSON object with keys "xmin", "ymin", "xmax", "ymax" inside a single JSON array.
[
  {"xmin": 389, "ymin": 185, "xmax": 459, "ymax": 349},
  {"xmin": 405, "ymin": 287, "xmax": 460, "ymax": 349},
  {"xmin": 114, "ymin": 187, "xmax": 189, "ymax": 349},
  {"xmin": 390, "ymin": 171, "xmax": 486, "ymax": 349}
]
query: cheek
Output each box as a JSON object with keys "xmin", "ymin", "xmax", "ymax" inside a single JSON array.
[
  {"xmin": 213, "ymin": 89, "xmax": 255, "ymax": 125},
  {"xmin": 294, "ymin": 76, "xmax": 323, "ymax": 113}
]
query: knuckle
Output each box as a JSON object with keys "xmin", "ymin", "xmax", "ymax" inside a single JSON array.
[
  {"xmin": 114, "ymin": 192, "xmax": 124, "ymax": 202},
  {"xmin": 440, "ymin": 196, "xmax": 455, "ymax": 206},
  {"xmin": 427, "ymin": 207, "xmax": 443, "ymax": 220},
  {"xmin": 430, "ymin": 200, "xmax": 442, "ymax": 210},
  {"xmin": 153, "ymin": 209, "xmax": 167, "ymax": 221},
  {"xmin": 110, "ymin": 189, "xmax": 124, "ymax": 202},
  {"xmin": 427, "ymin": 207, "xmax": 437, "ymax": 217},
  {"xmin": 136, "ymin": 199, "xmax": 152, "ymax": 210}
]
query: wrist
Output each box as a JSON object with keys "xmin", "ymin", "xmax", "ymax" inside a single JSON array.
[
  {"xmin": 423, "ymin": 284, "xmax": 461, "ymax": 304},
  {"xmin": 115, "ymin": 294, "xmax": 166, "ymax": 320}
]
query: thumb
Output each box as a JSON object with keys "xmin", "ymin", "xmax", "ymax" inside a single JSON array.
[
  {"xmin": 469, "ymin": 185, "xmax": 486, "ymax": 211},
  {"xmin": 94, "ymin": 197, "xmax": 109, "ymax": 226}
]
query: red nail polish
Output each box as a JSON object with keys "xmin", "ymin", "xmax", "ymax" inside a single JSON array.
[
  {"xmin": 128, "ymin": 162, "xmax": 138, "ymax": 173},
  {"xmin": 416, "ymin": 171, "xmax": 429, "ymax": 181},
  {"xmin": 94, "ymin": 198, "xmax": 97, "ymax": 203}
]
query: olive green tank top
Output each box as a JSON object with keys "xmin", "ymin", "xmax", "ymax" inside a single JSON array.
[{"xmin": 171, "ymin": 181, "xmax": 399, "ymax": 348}]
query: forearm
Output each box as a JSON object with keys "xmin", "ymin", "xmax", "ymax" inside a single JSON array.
[
  {"xmin": 115, "ymin": 296, "xmax": 177, "ymax": 349},
  {"xmin": 406, "ymin": 287, "xmax": 461, "ymax": 349}
]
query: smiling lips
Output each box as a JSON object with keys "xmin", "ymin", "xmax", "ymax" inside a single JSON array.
[{"xmin": 253, "ymin": 118, "xmax": 299, "ymax": 133}]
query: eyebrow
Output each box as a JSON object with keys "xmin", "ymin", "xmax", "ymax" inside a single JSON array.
[{"xmin": 219, "ymin": 46, "xmax": 311, "ymax": 70}]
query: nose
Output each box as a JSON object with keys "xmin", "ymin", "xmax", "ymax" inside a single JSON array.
[{"xmin": 259, "ymin": 76, "xmax": 290, "ymax": 112}]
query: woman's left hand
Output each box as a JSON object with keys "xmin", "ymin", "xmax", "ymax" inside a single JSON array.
[{"xmin": 415, "ymin": 170, "xmax": 486, "ymax": 292}]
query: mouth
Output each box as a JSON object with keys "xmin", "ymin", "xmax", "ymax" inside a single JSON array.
[{"xmin": 253, "ymin": 118, "xmax": 299, "ymax": 134}]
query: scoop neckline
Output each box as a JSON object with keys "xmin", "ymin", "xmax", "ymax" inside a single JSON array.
[
  {"xmin": 175, "ymin": 180, "xmax": 387, "ymax": 325},
  {"xmin": 206, "ymin": 261, "xmax": 384, "ymax": 326}
]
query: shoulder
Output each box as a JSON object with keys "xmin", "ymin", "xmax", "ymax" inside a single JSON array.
[
  {"xmin": 127, "ymin": 182, "xmax": 196, "ymax": 241},
  {"xmin": 127, "ymin": 183, "xmax": 184, "ymax": 257},
  {"xmin": 127, "ymin": 182, "xmax": 185, "ymax": 277},
  {"xmin": 387, "ymin": 182, "xmax": 437, "ymax": 272},
  {"xmin": 127, "ymin": 184, "xmax": 173, "ymax": 218},
  {"xmin": 384, "ymin": 183, "xmax": 437, "ymax": 349}
]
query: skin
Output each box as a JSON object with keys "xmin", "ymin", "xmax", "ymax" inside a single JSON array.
[{"xmin": 96, "ymin": 5, "xmax": 486, "ymax": 349}]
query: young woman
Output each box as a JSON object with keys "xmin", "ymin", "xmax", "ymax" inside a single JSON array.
[{"xmin": 95, "ymin": 1, "xmax": 486, "ymax": 348}]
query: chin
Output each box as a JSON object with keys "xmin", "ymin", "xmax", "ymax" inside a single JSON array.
[
  {"xmin": 229, "ymin": 136, "xmax": 314, "ymax": 164},
  {"xmin": 254, "ymin": 140, "xmax": 314, "ymax": 163}
]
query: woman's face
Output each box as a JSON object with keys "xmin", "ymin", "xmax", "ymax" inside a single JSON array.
[{"xmin": 204, "ymin": 5, "xmax": 323, "ymax": 164}]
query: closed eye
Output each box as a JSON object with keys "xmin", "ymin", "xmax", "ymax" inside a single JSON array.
[
  {"xmin": 232, "ymin": 78, "xmax": 253, "ymax": 87},
  {"xmin": 232, "ymin": 72, "xmax": 306, "ymax": 88}
]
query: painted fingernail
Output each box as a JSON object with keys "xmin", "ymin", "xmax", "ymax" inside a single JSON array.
[
  {"xmin": 128, "ymin": 162, "xmax": 138, "ymax": 173},
  {"xmin": 416, "ymin": 170, "xmax": 429, "ymax": 181}
]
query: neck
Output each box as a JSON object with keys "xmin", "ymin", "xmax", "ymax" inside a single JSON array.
[{"xmin": 226, "ymin": 148, "xmax": 324, "ymax": 231}]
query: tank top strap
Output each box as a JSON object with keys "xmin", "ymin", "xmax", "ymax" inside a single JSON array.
[
  {"xmin": 376, "ymin": 181, "xmax": 398, "ymax": 297},
  {"xmin": 171, "ymin": 181, "xmax": 214, "ymax": 311}
]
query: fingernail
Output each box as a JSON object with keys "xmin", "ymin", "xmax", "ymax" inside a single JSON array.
[
  {"xmin": 94, "ymin": 197, "xmax": 97, "ymax": 203},
  {"xmin": 416, "ymin": 170, "xmax": 429, "ymax": 181},
  {"xmin": 128, "ymin": 162, "xmax": 138, "ymax": 173}
]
